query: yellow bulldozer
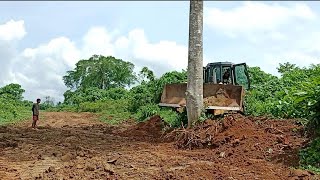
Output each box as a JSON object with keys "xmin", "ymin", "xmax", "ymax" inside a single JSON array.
[{"xmin": 159, "ymin": 62, "xmax": 250, "ymax": 115}]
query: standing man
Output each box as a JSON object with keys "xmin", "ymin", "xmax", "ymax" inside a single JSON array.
[{"xmin": 32, "ymin": 98, "xmax": 41, "ymax": 128}]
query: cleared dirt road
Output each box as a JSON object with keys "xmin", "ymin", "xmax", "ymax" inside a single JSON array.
[{"xmin": 0, "ymin": 112, "xmax": 318, "ymax": 179}]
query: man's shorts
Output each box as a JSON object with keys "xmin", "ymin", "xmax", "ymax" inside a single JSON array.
[{"xmin": 33, "ymin": 115, "xmax": 39, "ymax": 121}]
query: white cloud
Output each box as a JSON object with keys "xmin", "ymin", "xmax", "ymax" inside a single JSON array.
[
  {"xmin": 203, "ymin": 1, "xmax": 320, "ymax": 75},
  {"xmin": 115, "ymin": 36, "xmax": 129, "ymax": 49},
  {"xmin": 82, "ymin": 27, "xmax": 114, "ymax": 58},
  {"xmin": 1, "ymin": 23, "xmax": 188, "ymax": 102},
  {"xmin": 2, "ymin": 3, "xmax": 319, "ymax": 103},
  {"xmin": 205, "ymin": 2, "xmax": 316, "ymax": 40},
  {"xmin": 8, "ymin": 36, "xmax": 81, "ymax": 102},
  {"xmin": 0, "ymin": 42, "xmax": 15, "ymax": 82},
  {"xmin": 0, "ymin": 20, "xmax": 26, "ymax": 41},
  {"xmin": 264, "ymin": 52, "xmax": 320, "ymax": 67},
  {"xmin": 117, "ymin": 29, "xmax": 188, "ymax": 72},
  {"xmin": 257, "ymin": 51, "xmax": 320, "ymax": 76},
  {"xmin": 0, "ymin": 20, "xmax": 26, "ymax": 87}
]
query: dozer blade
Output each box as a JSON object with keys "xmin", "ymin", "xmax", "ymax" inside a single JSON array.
[{"xmin": 159, "ymin": 83, "xmax": 245, "ymax": 113}]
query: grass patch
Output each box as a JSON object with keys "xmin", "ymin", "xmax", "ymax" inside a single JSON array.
[{"xmin": 0, "ymin": 103, "xmax": 31, "ymax": 125}]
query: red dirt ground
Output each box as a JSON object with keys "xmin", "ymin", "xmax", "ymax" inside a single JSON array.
[{"xmin": 0, "ymin": 112, "xmax": 318, "ymax": 179}]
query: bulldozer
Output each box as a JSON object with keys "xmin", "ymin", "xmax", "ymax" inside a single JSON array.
[{"xmin": 158, "ymin": 62, "xmax": 250, "ymax": 115}]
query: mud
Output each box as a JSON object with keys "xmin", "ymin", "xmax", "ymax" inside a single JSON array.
[
  {"xmin": 204, "ymin": 96, "xmax": 238, "ymax": 107},
  {"xmin": 118, "ymin": 115, "xmax": 166, "ymax": 141},
  {"xmin": 0, "ymin": 112, "xmax": 318, "ymax": 179}
]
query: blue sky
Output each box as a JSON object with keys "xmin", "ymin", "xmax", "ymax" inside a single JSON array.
[{"xmin": 0, "ymin": 1, "xmax": 319, "ymax": 102}]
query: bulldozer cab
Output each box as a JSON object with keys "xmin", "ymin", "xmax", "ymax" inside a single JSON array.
[
  {"xmin": 204, "ymin": 62, "xmax": 250, "ymax": 89},
  {"xmin": 159, "ymin": 62, "xmax": 250, "ymax": 114}
]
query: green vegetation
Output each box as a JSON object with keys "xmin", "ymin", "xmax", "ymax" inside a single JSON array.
[
  {"xmin": 54, "ymin": 55, "xmax": 188, "ymax": 126},
  {"xmin": 245, "ymin": 63, "xmax": 320, "ymax": 172},
  {"xmin": 1, "ymin": 54, "xmax": 319, "ymax": 171},
  {"xmin": 134, "ymin": 104, "xmax": 186, "ymax": 127},
  {"xmin": 245, "ymin": 63, "xmax": 320, "ymax": 122},
  {"xmin": 0, "ymin": 83, "xmax": 31, "ymax": 125},
  {"xmin": 63, "ymin": 55, "xmax": 136, "ymax": 90},
  {"xmin": 299, "ymin": 138, "xmax": 320, "ymax": 173},
  {"xmin": 79, "ymin": 99, "xmax": 131, "ymax": 125}
]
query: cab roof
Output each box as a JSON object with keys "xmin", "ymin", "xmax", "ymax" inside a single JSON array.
[{"xmin": 206, "ymin": 62, "xmax": 234, "ymax": 67}]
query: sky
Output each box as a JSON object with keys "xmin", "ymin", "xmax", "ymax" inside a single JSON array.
[{"xmin": 0, "ymin": 1, "xmax": 319, "ymax": 102}]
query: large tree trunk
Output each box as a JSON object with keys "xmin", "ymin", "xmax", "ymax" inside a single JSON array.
[{"xmin": 186, "ymin": 0, "xmax": 203, "ymax": 128}]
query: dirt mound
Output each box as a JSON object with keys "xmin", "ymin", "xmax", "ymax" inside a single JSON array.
[
  {"xmin": 166, "ymin": 114, "xmax": 307, "ymax": 166},
  {"xmin": 204, "ymin": 96, "xmax": 238, "ymax": 107},
  {"xmin": 118, "ymin": 115, "xmax": 165, "ymax": 140}
]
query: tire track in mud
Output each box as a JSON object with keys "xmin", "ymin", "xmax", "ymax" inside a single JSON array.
[{"xmin": 0, "ymin": 112, "xmax": 318, "ymax": 180}]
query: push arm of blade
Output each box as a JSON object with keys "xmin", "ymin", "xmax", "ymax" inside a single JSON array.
[
  {"xmin": 158, "ymin": 103, "xmax": 183, "ymax": 108},
  {"xmin": 206, "ymin": 106, "xmax": 241, "ymax": 111}
]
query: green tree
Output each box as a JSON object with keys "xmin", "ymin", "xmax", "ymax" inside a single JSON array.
[
  {"xmin": 63, "ymin": 55, "xmax": 137, "ymax": 90},
  {"xmin": 63, "ymin": 89, "xmax": 86, "ymax": 105},
  {"xmin": 138, "ymin": 67, "xmax": 155, "ymax": 83},
  {"xmin": 245, "ymin": 63, "xmax": 320, "ymax": 119},
  {"xmin": 248, "ymin": 66, "xmax": 279, "ymax": 86},
  {"xmin": 277, "ymin": 62, "xmax": 298, "ymax": 74},
  {"xmin": 0, "ymin": 83, "xmax": 25, "ymax": 101},
  {"xmin": 0, "ymin": 83, "xmax": 30, "ymax": 124}
]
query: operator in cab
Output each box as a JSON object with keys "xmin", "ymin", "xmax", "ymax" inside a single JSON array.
[{"xmin": 222, "ymin": 69, "xmax": 231, "ymax": 84}]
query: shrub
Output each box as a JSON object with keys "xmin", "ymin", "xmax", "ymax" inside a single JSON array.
[
  {"xmin": 299, "ymin": 138, "xmax": 320, "ymax": 170},
  {"xmin": 77, "ymin": 99, "xmax": 131, "ymax": 124},
  {"xmin": 135, "ymin": 104, "xmax": 185, "ymax": 128},
  {"xmin": 0, "ymin": 99, "xmax": 30, "ymax": 125},
  {"xmin": 135, "ymin": 104, "xmax": 161, "ymax": 122},
  {"xmin": 158, "ymin": 108, "xmax": 182, "ymax": 128}
]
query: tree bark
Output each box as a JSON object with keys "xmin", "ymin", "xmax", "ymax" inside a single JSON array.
[{"xmin": 186, "ymin": 0, "xmax": 203, "ymax": 128}]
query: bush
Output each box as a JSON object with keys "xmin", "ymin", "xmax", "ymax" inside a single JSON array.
[
  {"xmin": 0, "ymin": 99, "xmax": 30, "ymax": 125},
  {"xmin": 99, "ymin": 99, "xmax": 132, "ymax": 125},
  {"xmin": 135, "ymin": 104, "xmax": 184, "ymax": 128},
  {"xmin": 77, "ymin": 99, "xmax": 132, "ymax": 125},
  {"xmin": 79, "ymin": 102, "xmax": 103, "ymax": 113},
  {"xmin": 135, "ymin": 104, "xmax": 161, "ymax": 122},
  {"xmin": 158, "ymin": 108, "xmax": 183, "ymax": 128},
  {"xmin": 299, "ymin": 138, "xmax": 320, "ymax": 171},
  {"xmin": 99, "ymin": 111, "xmax": 131, "ymax": 125}
]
